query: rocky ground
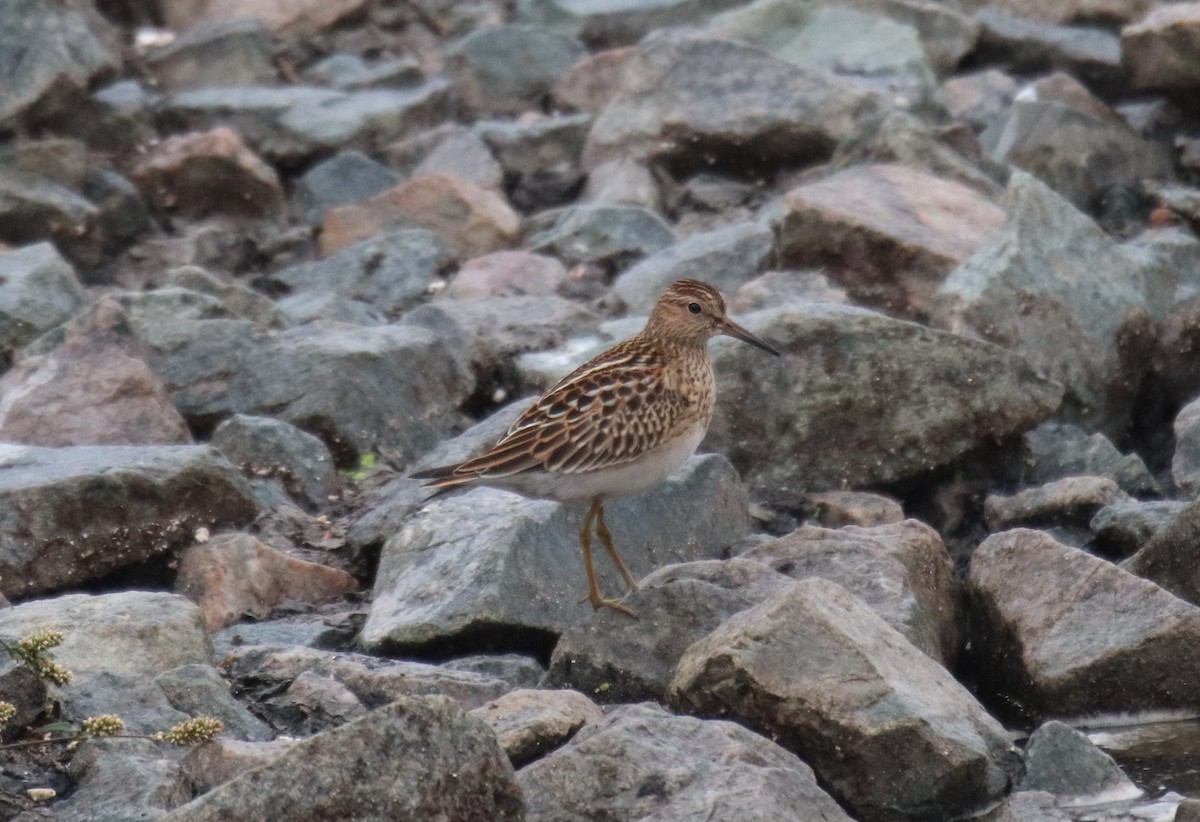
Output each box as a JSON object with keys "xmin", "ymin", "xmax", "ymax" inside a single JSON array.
[{"xmin": 3, "ymin": 0, "xmax": 1200, "ymax": 819}]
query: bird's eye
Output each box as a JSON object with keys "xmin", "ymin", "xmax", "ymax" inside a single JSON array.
[{"xmin": 687, "ymin": 302, "xmax": 702, "ymax": 314}]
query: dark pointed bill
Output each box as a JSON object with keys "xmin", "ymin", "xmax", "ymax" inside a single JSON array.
[{"xmin": 719, "ymin": 318, "xmax": 782, "ymax": 356}]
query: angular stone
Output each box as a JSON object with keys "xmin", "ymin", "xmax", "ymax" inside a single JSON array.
[
  {"xmin": 1122, "ymin": 3, "xmax": 1200, "ymax": 90},
  {"xmin": 518, "ymin": 702, "xmax": 852, "ymax": 821},
  {"xmin": 1090, "ymin": 500, "xmax": 1187, "ymax": 557},
  {"xmin": 442, "ymin": 654, "xmax": 546, "ymax": 690},
  {"xmin": 982, "ymin": 0, "xmax": 1152, "ymax": 24},
  {"xmin": 551, "ymin": 47, "xmax": 635, "ymax": 113},
  {"xmin": 408, "ymin": 126, "xmax": 505, "ymax": 192},
  {"xmin": 290, "ymin": 149, "xmax": 399, "ymax": 226},
  {"xmin": 0, "ymin": 445, "xmax": 257, "ymax": 598},
  {"xmin": 985, "ymin": 476, "xmax": 1131, "ymax": 532},
  {"xmin": 0, "ymin": 298, "xmax": 191, "ymax": 447},
  {"xmin": 976, "ymin": 790, "xmax": 1073, "ymax": 822},
  {"xmin": 974, "ymin": 10, "xmax": 1122, "ymax": 85},
  {"xmin": 942, "ymin": 69, "xmax": 1019, "ymax": 133},
  {"xmin": 583, "ymin": 31, "xmax": 882, "ymax": 172},
  {"xmin": 1174, "ymin": 396, "xmax": 1200, "ymax": 497},
  {"xmin": 528, "ymin": 203, "xmax": 674, "ymax": 270},
  {"xmin": 449, "ymin": 24, "xmax": 586, "ymax": 115},
  {"xmin": 43, "ymin": 739, "xmax": 187, "ymax": 822},
  {"xmin": 518, "ymin": 0, "xmax": 745, "ymax": 47},
  {"xmin": 154, "ymin": 663, "xmax": 273, "ymax": 742},
  {"xmin": 303, "ymin": 53, "xmax": 423, "ymax": 91},
  {"xmin": 164, "ymin": 266, "xmax": 287, "ymax": 328},
  {"xmin": 476, "ymin": 114, "xmax": 591, "ymax": 210},
  {"xmin": 362, "ymin": 454, "xmax": 752, "ymax": 651},
  {"xmin": 211, "ymin": 414, "xmax": 337, "ymax": 511},
  {"xmin": 143, "ymin": 19, "xmax": 276, "ymax": 91},
  {"xmin": 1020, "ymin": 720, "xmax": 1141, "ymax": 801},
  {"xmin": 164, "ymin": 0, "xmax": 370, "ymax": 37},
  {"xmin": 175, "ymin": 533, "xmax": 357, "ymax": 632},
  {"xmin": 322, "ymin": 173, "xmax": 520, "ymax": 259},
  {"xmin": 447, "ymin": 251, "xmax": 568, "ymax": 299},
  {"xmin": 969, "ymin": 528, "xmax": 1200, "ymax": 715},
  {"xmin": 262, "ymin": 670, "xmax": 368, "ymax": 735},
  {"xmin": 779, "ymin": 164, "xmax": 1005, "ymax": 319},
  {"xmin": 179, "ymin": 738, "xmax": 298, "ymax": 795},
  {"xmin": 160, "ymin": 696, "xmax": 523, "ymax": 821},
  {"xmin": 471, "ymin": 688, "xmax": 601, "ymax": 766},
  {"xmin": 705, "ymin": 301, "xmax": 1062, "ymax": 493},
  {"xmin": 932, "ymin": 172, "xmax": 1152, "ymax": 436},
  {"xmin": 808, "ymin": 491, "xmax": 905, "ymax": 527},
  {"xmin": 1124, "ymin": 498, "xmax": 1200, "ymax": 607},
  {"xmin": 276, "ymin": 292, "xmax": 385, "ymax": 326},
  {"xmin": 669, "ymin": 579, "xmax": 1017, "ymax": 821},
  {"xmin": 1023, "ymin": 422, "xmax": 1159, "ymax": 496}
]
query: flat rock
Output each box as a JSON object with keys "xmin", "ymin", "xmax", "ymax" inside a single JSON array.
[
  {"xmin": 449, "ymin": 24, "xmax": 586, "ymax": 115},
  {"xmin": 740, "ymin": 520, "xmax": 959, "ymax": 665},
  {"xmin": 704, "ymin": 301, "xmax": 1062, "ymax": 493},
  {"xmin": 1020, "ymin": 720, "xmax": 1141, "ymax": 801},
  {"xmin": 582, "ymin": 30, "xmax": 882, "ymax": 173},
  {"xmin": 546, "ymin": 558, "xmax": 792, "ymax": 702},
  {"xmin": 0, "ymin": 298, "xmax": 191, "ymax": 446},
  {"xmin": 160, "ymin": 696, "xmax": 522, "ymax": 822},
  {"xmin": 471, "ymin": 688, "xmax": 601, "ymax": 766},
  {"xmin": 669, "ymin": 579, "xmax": 1017, "ymax": 821},
  {"xmin": 518, "ymin": 702, "xmax": 853, "ymax": 822},
  {"xmin": 969, "ymin": 528, "xmax": 1200, "ymax": 716},
  {"xmin": 1122, "ymin": 3, "xmax": 1200, "ymax": 90},
  {"xmin": 0, "ymin": 242, "xmax": 87, "ymax": 359},
  {"xmin": 0, "ymin": 444, "xmax": 257, "ymax": 598},
  {"xmin": 175, "ymin": 533, "xmax": 357, "ymax": 632},
  {"xmin": 932, "ymin": 171, "xmax": 1152, "ymax": 436},
  {"xmin": 985, "ymin": 476, "xmax": 1131, "ymax": 532},
  {"xmin": 361, "ymin": 454, "xmax": 751, "ymax": 652},
  {"xmin": 1173, "ymin": 396, "xmax": 1200, "ymax": 497},
  {"xmin": 779, "ymin": 164, "xmax": 1005, "ymax": 319}
]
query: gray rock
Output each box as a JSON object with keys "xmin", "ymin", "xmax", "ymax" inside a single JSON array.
[
  {"xmin": 290, "ymin": 149, "xmax": 401, "ymax": 226},
  {"xmin": 975, "ymin": 790, "xmax": 1072, "ymax": 822},
  {"xmin": 612, "ymin": 223, "xmax": 774, "ymax": 310},
  {"xmin": 471, "ymin": 688, "xmax": 601, "ymax": 766},
  {"xmin": 705, "ymin": 301, "xmax": 1062, "ymax": 493},
  {"xmin": 975, "ymin": 10, "xmax": 1122, "ymax": 85},
  {"xmin": 0, "ymin": 241, "xmax": 87, "ymax": 359},
  {"xmin": 518, "ymin": 702, "xmax": 853, "ymax": 821},
  {"xmin": 477, "ymin": 114, "xmax": 591, "ymax": 210},
  {"xmin": 1180, "ymin": 798, "xmax": 1200, "ymax": 822},
  {"xmin": 0, "ymin": 592, "xmax": 212, "ymax": 733},
  {"xmin": 942, "ymin": 69, "xmax": 1019, "ymax": 134},
  {"xmin": 154, "ymin": 664, "xmax": 273, "ymax": 742},
  {"xmin": 271, "ymin": 229, "xmax": 449, "ymax": 316},
  {"xmin": 932, "ymin": 171, "xmax": 1152, "ymax": 436},
  {"xmin": 211, "ymin": 618, "xmax": 344, "ymax": 658},
  {"xmin": 262, "ymin": 670, "xmax": 368, "ymax": 735},
  {"xmin": 1123, "ymin": 225, "xmax": 1200, "ymax": 319},
  {"xmin": 0, "ymin": 0, "xmax": 121, "ymax": 129},
  {"xmin": 669, "ymin": 579, "xmax": 1018, "ymax": 821},
  {"xmin": 158, "ymin": 82, "xmax": 453, "ymax": 166},
  {"xmin": 546, "ymin": 558, "xmax": 792, "ymax": 702},
  {"xmin": 303, "ymin": 53, "xmax": 423, "ymax": 91},
  {"xmin": 1020, "ymin": 720, "xmax": 1140, "ymax": 801},
  {"xmin": 1174, "ymin": 397, "xmax": 1200, "ymax": 498},
  {"xmin": 442, "ymin": 655, "xmax": 546, "ymax": 690},
  {"xmin": 0, "ymin": 445, "xmax": 258, "ymax": 598},
  {"xmin": 1023, "ymin": 422, "xmax": 1159, "ymax": 496},
  {"xmin": 211, "ymin": 415, "xmax": 337, "ymax": 511},
  {"xmin": 1124, "ymin": 499, "xmax": 1200, "ymax": 607},
  {"xmin": 846, "ymin": 0, "xmax": 979, "ymax": 74},
  {"xmin": 518, "ymin": 0, "xmax": 747, "ymax": 48},
  {"xmin": 741, "ymin": 519, "xmax": 959, "ymax": 665},
  {"xmin": 583, "ymin": 31, "xmax": 882, "ymax": 172},
  {"xmin": 362, "ymin": 454, "xmax": 752, "ymax": 650},
  {"xmin": 178, "ymin": 737, "xmax": 297, "ymax": 796},
  {"xmin": 529, "ymin": 203, "xmax": 675, "ymax": 271},
  {"xmin": 276, "ymin": 292, "xmax": 387, "ymax": 326},
  {"xmin": 449, "ymin": 24, "xmax": 586, "ymax": 115},
  {"xmin": 0, "ymin": 666, "xmax": 46, "ymax": 742},
  {"xmin": 163, "ymin": 266, "xmax": 287, "ymax": 328},
  {"xmin": 970, "ymin": 528, "xmax": 1200, "ymax": 715},
  {"xmin": 160, "ymin": 696, "xmax": 523, "ymax": 821},
  {"xmin": 0, "ymin": 171, "xmax": 100, "ymax": 267},
  {"xmin": 409, "ymin": 126, "xmax": 506, "ymax": 192},
  {"xmin": 985, "ymin": 476, "xmax": 1131, "ymax": 534},
  {"xmin": 1090, "ymin": 500, "xmax": 1187, "ymax": 557},
  {"xmin": 82, "ymin": 167, "xmax": 153, "ymax": 253},
  {"xmin": 143, "ymin": 19, "xmax": 277, "ymax": 91}
]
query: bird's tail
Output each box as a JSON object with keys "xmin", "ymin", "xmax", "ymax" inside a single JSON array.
[{"xmin": 409, "ymin": 463, "xmax": 477, "ymax": 489}]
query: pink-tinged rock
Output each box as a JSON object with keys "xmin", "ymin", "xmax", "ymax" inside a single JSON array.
[
  {"xmin": 446, "ymin": 251, "xmax": 568, "ymax": 298},
  {"xmin": 552, "ymin": 47, "xmax": 635, "ymax": 113},
  {"xmin": 321, "ymin": 174, "xmax": 520, "ymax": 259},
  {"xmin": 471, "ymin": 688, "xmax": 602, "ymax": 766},
  {"xmin": 808, "ymin": 491, "xmax": 905, "ymax": 528},
  {"xmin": 0, "ymin": 298, "xmax": 191, "ymax": 447},
  {"xmin": 1122, "ymin": 3, "xmax": 1200, "ymax": 90},
  {"xmin": 779, "ymin": 164, "xmax": 1006, "ymax": 319},
  {"xmin": 181, "ymin": 738, "xmax": 299, "ymax": 794},
  {"xmin": 133, "ymin": 126, "xmax": 284, "ymax": 218},
  {"xmin": 176, "ymin": 532, "xmax": 358, "ymax": 632},
  {"xmin": 163, "ymin": 0, "xmax": 369, "ymax": 36}
]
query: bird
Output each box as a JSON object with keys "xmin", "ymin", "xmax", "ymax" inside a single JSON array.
[{"xmin": 410, "ymin": 279, "xmax": 781, "ymax": 618}]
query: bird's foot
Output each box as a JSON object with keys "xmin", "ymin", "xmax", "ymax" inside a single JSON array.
[{"xmin": 578, "ymin": 591, "xmax": 638, "ymax": 619}]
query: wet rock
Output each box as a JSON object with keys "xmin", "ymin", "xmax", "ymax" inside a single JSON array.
[
  {"xmin": 163, "ymin": 266, "xmax": 287, "ymax": 328},
  {"xmin": 0, "ymin": 445, "xmax": 257, "ymax": 598},
  {"xmin": 179, "ymin": 738, "xmax": 298, "ymax": 795},
  {"xmin": 471, "ymin": 688, "xmax": 601, "ymax": 766},
  {"xmin": 779, "ymin": 164, "xmax": 1006, "ymax": 319},
  {"xmin": 160, "ymin": 696, "xmax": 522, "ymax": 821},
  {"xmin": 518, "ymin": 702, "xmax": 852, "ymax": 822},
  {"xmin": 154, "ymin": 663, "xmax": 273, "ymax": 742},
  {"xmin": 529, "ymin": 203, "xmax": 674, "ymax": 270},
  {"xmin": 361, "ymin": 454, "xmax": 751, "ymax": 651},
  {"xmin": 163, "ymin": 0, "xmax": 370, "ymax": 37},
  {"xmin": 942, "ymin": 69, "xmax": 1020, "ymax": 133},
  {"xmin": 583, "ymin": 31, "xmax": 881, "ymax": 173},
  {"xmin": 740, "ymin": 520, "xmax": 959, "ymax": 665},
  {"xmin": 975, "ymin": 10, "xmax": 1122, "ymax": 85},
  {"xmin": 263, "ymin": 670, "xmax": 367, "ymax": 735},
  {"xmin": 969, "ymin": 528, "xmax": 1200, "ymax": 716},
  {"xmin": 35, "ymin": 739, "xmax": 187, "ymax": 822},
  {"xmin": 705, "ymin": 301, "xmax": 1062, "ymax": 494},
  {"xmin": 1122, "ymin": 4, "xmax": 1200, "ymax": 91},
  {"xmin": 1022, "ymin": 422, "xmax": 1159, "ymax": 496},
  {"xmin": 932, "ymin": 172, "xmax": 1152, "ymax": 436},
  {"xmin": 449, "ymin": 24, "xmax": 586, "ymax": 115},
  {"xmin": 477, "ymin": 114, "xmax": 591, "ymax": 211},
  {"xmin": 442, "ymin": 654, "xmax": 546, "ymax": 690},
  {"xmin": 0, "ymin": 170, "xmax": 100, "ymax": 266},
  {"xmin": 0, "ymin": 0, "xmax": 121, "ymax": 130},
  {"xmin": 546, "ymin": 558, "xmax": 791, "ymax": 702},
  {"xmin": 1173, "ymin": 396, "xmax": 1200, "ymax": 497},
  {"xmin": 551, "ymin": 47, "xmax": 635, "ymax": 113},
  {"xmin": 446, "ymin": 250, "xmax": 568, "ymax": 299},
  {"xmin": 143, "ymin": 19, "xmax": 277, "ymax": 91},
  {"xmin": 0, "ymin": 298, "xmax": 191, "ymax": 447},
  {"xmin": 985, "ymin": 476, "xmax": 1131, "ymax": 533},
  {"xmin": 669, "ymin": 579, "xmax": 1016, "ymax": 821},
  {"xmin": 1090, "ymin": 499, "xmax": 1187, "ymax": 557},
  {"xmin": 272, "ymin": 228, "xmax": 449, "ymax": 315},
  {"xmin": 808, "ymin": 491, "xmax": 905, "ymax": 527},
  {"xmin": 0, "ymin": 592, "xmax": 212, "ymax": 732},
  {"xmin": 1020, "ymin": 720, "xmax": 1141, "ymax": 801},
  {"xmin": 211, "ymin": 415, "xmax": 337, "ymax": 511},
  {"xmin": 290, "ymin": 149, "xmax": 400, "ymax": 227},
  {"xmin": 321, "ymin": 173, "xmax": 520, "ymax": 259},
  {"xmin": 612, "ymin": 222, "xmax": 774, "ymax": 311},
  {"xmin": 175, "ymin": 533, "xmax": 357, "ymax": 633},
  {"xmin": 518, "ymin": 0, "xmax": 745, "ymax": 48}
]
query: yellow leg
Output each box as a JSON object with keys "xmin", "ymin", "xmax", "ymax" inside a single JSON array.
[
  {"xmin": 593, "ymin": 500, "xmax": 639, "ymax": 592},
  {"xmin": 577, "ymin": 497, "xmax": 637, "ymax": 618}
]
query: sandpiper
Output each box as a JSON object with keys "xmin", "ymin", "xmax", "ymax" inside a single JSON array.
[{"xmin": 411, "ymin": 279, "xmax": 780, "ymax": 617}]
